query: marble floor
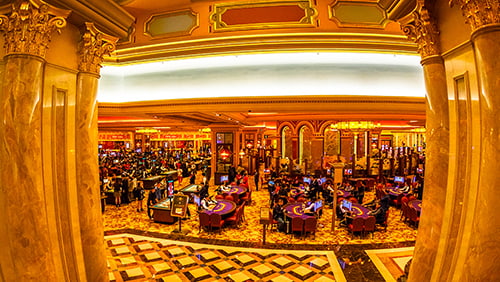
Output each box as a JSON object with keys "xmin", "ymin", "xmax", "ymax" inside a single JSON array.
[
  {"xmin": 106, "ymin": 233, "xmax": 344, "ymax": 281},
  {"xmin": 103, "ymin": 178, "xmax": 417, "ymax": 281}
]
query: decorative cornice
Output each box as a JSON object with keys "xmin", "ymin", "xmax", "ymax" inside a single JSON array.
[
  {"xmin": 78, "ymin": 22, "xmax": 118, "ymax": 75},
  {"xmin": 47, "ymin": 0, "xmax": 134, "ymax": 38},
  {"xmin": 0, "ymin": 0, "xmax": 69, "ymax": 58},
  {"xmin": 399, "ymin": 5, "xmax": 441, "ymax": 59},
  {"xmin": 450, "ymin": 0, "xmax": 500, "ymax": 31}
]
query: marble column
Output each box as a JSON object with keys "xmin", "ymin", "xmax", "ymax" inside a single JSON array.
[
  {"xmin": 76, "ymin": 22, "xmax": 117, "ymax": 282},
  {"xmin": 0, "ymin": 53, "xmax": 59, "ymax": 282},
  {"xmin": 399, "ymin": 6, "xmax": 450, "ymax": 282},
  {"xmin": 0, "ymin": 2, "xmax": 68, "ymax": 281},
  {"xmin": 450, "ymin": 1, "xmax": 500, "ymax": 279}
]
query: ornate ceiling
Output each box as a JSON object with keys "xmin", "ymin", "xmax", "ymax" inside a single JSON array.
[{"xmin": 96, "ymin": 0, "xmax": 424, "ymax": 132}]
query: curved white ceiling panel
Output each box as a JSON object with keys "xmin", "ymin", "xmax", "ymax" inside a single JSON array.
[{"xmin": 98, "ymin": 52, "xmax": 425, "ymax": 102}]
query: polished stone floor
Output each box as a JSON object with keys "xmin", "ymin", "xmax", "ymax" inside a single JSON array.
[
  {"xmin": 106, "ymin": 233, "xmax": 343, "ymax": 281},
  {"xmin": 103, "ymin": 177, "xmax": 417, "ymax": 281}
]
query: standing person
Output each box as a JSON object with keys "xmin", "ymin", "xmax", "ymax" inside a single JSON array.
[
  {"xmin": 201, "ymin": 172, "xmax": 208, "ymax": 186},
  {"xmin": 153, "ymin": 182, "xmax": 162, "ymax": 201},
  {"xmin": 254, "ymin": 170, "xmax": 260, "ymax": 191},
  {"xmin": 240, "ymin": 171, "xmax": 249, "ymax": 188},
  {"xmin": 177, "ymin": 167, "xmax": 183, "ymax": 184},
  {"xmin": 121, "ymin": 176, "xmax": 130, "ymax": 204},
  {"xmin": 113, "ymin": 178, "xmax": 122, "ymax": 207},
  {"xmin": 228, "ymin": 166, "xmax": 237, "ymax": 184},
  {"xmin": 272, "ymin": 198, "xmax": 286, "ymax": 232},
  {"xmin": 147, "ymin": 188, "xmax": 158, "ymax": 219},
  {"xmin": 357, "ymin": 181, "xmax": 366, "ymax": 204},
  {"xmin": 133, "ymin": 181, "xmax": 145, "ymax": 212},
  {"xmin": 129, "ymin": 176, "xmax": 137, "ymax": 202},
  {"xmin": 189, "ymin": 172, "xmax": 196, "ymax": 184}
]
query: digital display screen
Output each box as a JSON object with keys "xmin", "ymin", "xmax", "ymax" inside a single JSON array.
[
  {"xmin": 344, "ymin": 169, "xmax": 352, "ymax": 175},
  {"xmin": 314, "ymin": 200, "xmax": 323, "ymax": 211},
  {"xmin": 394, "ymin": 176, "xmax": 405, "ymax": 183},
  {"xmin": 193, "ymin": 194, "xmax": 201, "ymax": 206},
  {"xmin": 220, "ymin": 175, "xmax": 228, "ymax": 182},
  {"xmin": 342, "ymin": 199, "xmax": 352, "ymax": 211}
]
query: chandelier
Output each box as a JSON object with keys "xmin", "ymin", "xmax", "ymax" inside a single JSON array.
[
  {"xmin": 219, "ymin": 147, "xmax": 232, "ymax": 160},
  {"xmin": 330, "ymin": 121, "xmax": 381, "ymax": 132}
]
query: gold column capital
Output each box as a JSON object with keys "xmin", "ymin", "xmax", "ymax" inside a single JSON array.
[
  {"xmin": 399, "ymin": 4, "xmax": 441, "ymax": 60},
  {"xmin": 78, "ymin": 22, "xmax": 118, "ymax": 75},
  {"xmin": 450, "ymin": 0, "xmax": 500, "ymax": 31},
  {"xmin": 0, "ymin": 0, "xmax": 69, "ymax": 58}
]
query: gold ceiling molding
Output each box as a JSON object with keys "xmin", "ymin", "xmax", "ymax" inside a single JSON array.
[
  {"xmin": 105, "ymin": 32, "xmax": 416, "ymax": 64},
  {"xmin": 328, "ymin": 0, "xmax": 389, "ymax": 29},
  {"xmin": 0, "ymin": 0, "xmax": 69, "ymax": 58},
  {"xmin": 48, "ymin": 0, "xmax": 134, "ymax": 38},
  {"xmin": 144, "ymin": 9, "xmax": 199, "ymax": 39},
  {"xmin": 98, "ymin": 96, "xmax": 426, "ymax": 117},
  {"xmin": 209, "ymin": 0, "xmax": 318, "ymax": 32}
]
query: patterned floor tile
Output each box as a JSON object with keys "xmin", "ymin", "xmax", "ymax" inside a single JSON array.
[
  {"xmin": 105, "ymin": 233, "xmax": 346, "ymax": 282},
  {"xmin": 225, "ymin": 271, "xmax": 256, "ymax": 282},
  {"xmin": 366, "ymin": 246, "xmax": 414, "ymax": 282}
]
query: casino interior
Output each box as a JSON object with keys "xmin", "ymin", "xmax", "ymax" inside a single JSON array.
[{"xmin": 0, "ymin": 0, "xmax": 498, "ymax": 281}]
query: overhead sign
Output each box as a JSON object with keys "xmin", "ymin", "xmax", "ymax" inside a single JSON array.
[
  {"xmin": 98, "ymin": 132, "xmax": 133, "ymax": 141},
  {"xmin": 150, "ymin": 132, "xmax": 211, "ymax": 141}
]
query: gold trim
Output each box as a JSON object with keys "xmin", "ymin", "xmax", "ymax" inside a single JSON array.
[
  {"xmin": 117, "ymin": 24, "xmax": 135, "ymax": 45},
  {"xmin": 365, "ymin": 247, "xmax": 414, "ymax": 282},
  {"xmin": 105, "ymin": 32, "xmax": 416, "ymax": 64},
  {"xmin": 79, "ymin": 22, "xmax": 118, "ymax": 74},
  {"xmin": 328, "ymin": 0, "xmax": 389, "ymax": 29},
  {"xmin": 209, "ymin": 0, "xmax": 318, "ymax": 32},
  {"xmin": 450, "ymin": 0, "xmax": 500, "ymax": 31},
  {"xmin": 144, "ymin": 9, "xmax": 199, "ymax": 39},
  {"xmin": 0, "ymin": 0, "xmax": 69, "ymax": 58},
  {"xmin": 441, "ymin": 40, "xmax": 471, "ymax": 59},
  {"xmin": 399, "ymin": 5, "xmax": 441, "ymax": 59}
]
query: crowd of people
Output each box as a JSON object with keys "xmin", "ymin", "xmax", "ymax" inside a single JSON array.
[
  {"xmin": 267, "ymin": 172, "xmax": 422, "ymax": 233},
  {"xmin": 98, "ymin": 147, "xmax": 422, "ymax": 236},
  {"xmin": 99, "ymin": 148, "xmax": 211, "ymax": 212}
]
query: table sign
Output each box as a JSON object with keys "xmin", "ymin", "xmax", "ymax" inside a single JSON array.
[{"xmin": 170, "ymin": 195, "xmax": 189, "ymax": 218}]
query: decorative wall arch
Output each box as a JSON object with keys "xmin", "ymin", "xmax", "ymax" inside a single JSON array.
[
  {"xmin": 295, "ymin": 120, "xmax": 319, "ymax": 135},
  {"xmin": 277, "ymin": 121, "xmax": 296, "ymax": 137},
  {"xmin": 319, "ymin": 120, "xmax": 339, "ymax": 134},
  {"xmin": 323, "ymin": 123, "xmax": 341, "ymax": 157},
  {"xmin": 280, "ymin": 125, "xmax": 293, "ymax": 160},
  {"xmin": 298, "ymin": 124, "xmax": 313, "ymax": 169}
]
